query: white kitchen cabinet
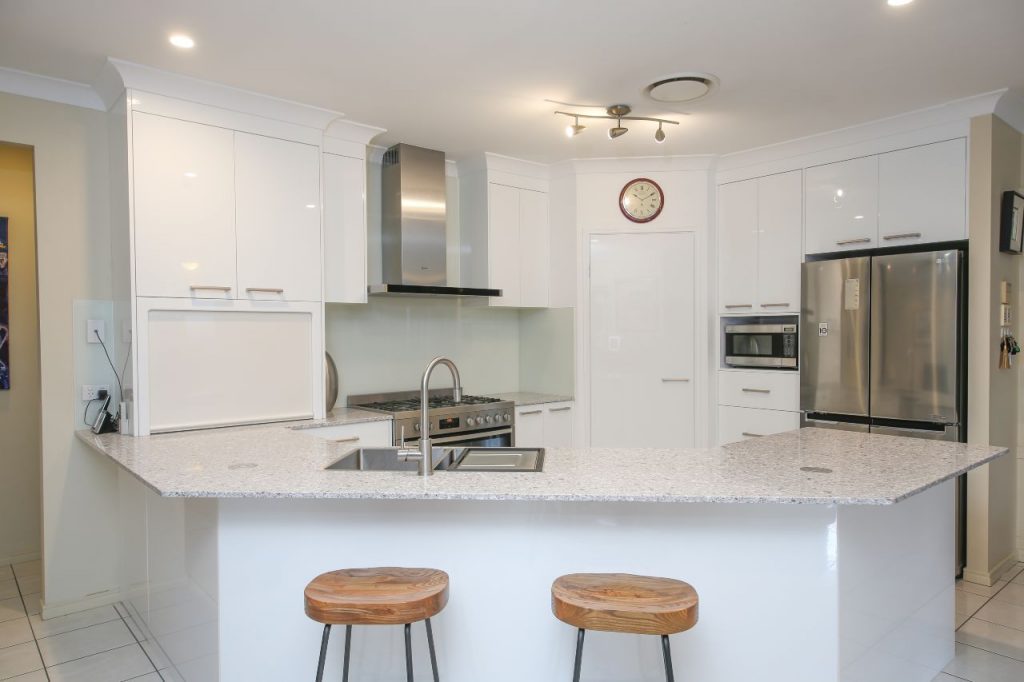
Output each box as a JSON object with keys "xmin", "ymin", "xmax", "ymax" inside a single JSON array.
[
  {"xmin": 132, "ymin": 112, "xmax": 237, "ymax": 299},
  {"xmin": 805, "ymin": 156, "xmax": 879, "ymax": 254},
  {"xmin": 717, "ymin": 405, "xmax": 799, "ymax": 446},
  {"xmin": 235, "ymin": 132, "xmax": 322, "ymax": 302},
  {"xmin": 878, "ymin": 139, "xmax": 967, "ymax": 245},
  {"xmin": 515, "ymin": 401, "xmax": 574, "ymax": 448},
  {"xmin": 756, "ymin": 171, "xmax": 803, "ymax": 312},
  {"xmin": 323, "ymin": 153, "xmax": 368, "ymax": 303},
  {"xmin": 718, "ymin": 370, "xmax": 800, "ymax": 411},
  {"xmin": 487, "ymin": 183, "xmax": 523, "ymax": 307},
  {"xmin": 718, "ymin": 171, "xmax": 802, "ymax": 313},
  {"xmin": 518, "ymin": 189, "xmax": 551, "ymax": 308},
  {"xmin": 297, "ymin": 421, "xmax": 393, "ymax": 447},
  {"xmin": 717, "ymin": 180, "xmax": 759, "ymax": 313}
]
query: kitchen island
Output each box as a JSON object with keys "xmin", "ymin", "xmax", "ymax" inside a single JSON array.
[{"xmin": 78, "ymin": 425, "xmax": 1006, "ymax": 682}]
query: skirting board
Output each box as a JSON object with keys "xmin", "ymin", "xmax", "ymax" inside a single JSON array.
[
  {"xmin": 0, "ymin": 551, "xmax": 40, "ymax": 567},
  {"xmin": 41, "ymin": 588, "xmax": 125, "ymax": 620},
  {"xmin": 963, "ymin": 551, "xmax": 1020, "ymax": 587}
]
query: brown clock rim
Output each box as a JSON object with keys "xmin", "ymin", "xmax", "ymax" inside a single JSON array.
[{"xmin": 619, "ymin": 177, "xmax": 665, "ymax": 223}]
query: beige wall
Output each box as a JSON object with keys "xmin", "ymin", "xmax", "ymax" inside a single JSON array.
[
  {"xmin": 965, "ymin": 114, "xmax": 1022, "ymax": 584},
  {"xmin": 0, "ymin": 91, "xmax": 121, "ymax": 609},
  {"xmin": 0, "ymin": 143, "xmax": 41, "ymax": 562}
]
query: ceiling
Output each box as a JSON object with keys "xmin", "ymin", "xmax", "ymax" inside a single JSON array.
[{"xmin": 2, "ymin": 0, "xmax": 1023, "ymax": 163}]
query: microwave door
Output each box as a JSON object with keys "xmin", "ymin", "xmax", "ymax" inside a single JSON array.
[{"xmin": 800, "ymin": 257, "xmax": 870, "ymax": 417}]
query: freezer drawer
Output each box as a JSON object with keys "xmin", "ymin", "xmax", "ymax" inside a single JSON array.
[
  {"xmin": 800, "ymin": 257, "xmax": 871, "ymax": 417},
  {"xmin": 870, "ymin": 423, "xmax": 959, "ymax": 441},
  {"xmin": 870, "ymin": 250, "xmax": 960, "ymax": 423},
  {"xmin": 800, "ymin": 413, "xmax": 871, "ymax": 433}
]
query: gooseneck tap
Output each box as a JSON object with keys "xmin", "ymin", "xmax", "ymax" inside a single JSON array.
[{"xmin": 401, "ymin": 357, "xmax": 462, "ymax": 476}]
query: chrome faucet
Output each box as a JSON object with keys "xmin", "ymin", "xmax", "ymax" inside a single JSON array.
[{"xmin": 400, "ymin": 356, "xmax": 462, "ymax": 476}]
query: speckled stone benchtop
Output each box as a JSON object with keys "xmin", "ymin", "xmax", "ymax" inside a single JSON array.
[{"xmin": 77, "ymin": 425, "xmax": 1005, "ymax": 505}]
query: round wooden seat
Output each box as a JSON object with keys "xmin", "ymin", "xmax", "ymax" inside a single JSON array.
[
  {"xmin": 551, "ymin": 573, "xmax": 699, "ymax": 636},
  {"xmin": 304, "ymin": 567, "xmax": 450, "ymax": 626}
]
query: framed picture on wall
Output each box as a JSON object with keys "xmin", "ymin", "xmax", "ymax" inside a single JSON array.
[
  {"xmin": 0, "ymin": 216, "xmax": 9, "ymax": 390},
  {"xmin": 1000, "ymin": 191, "xmax": 1024, "ymax": 254}
]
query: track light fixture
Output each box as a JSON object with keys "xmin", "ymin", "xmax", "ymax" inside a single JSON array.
[{"xmin": 555, "ymin": 104, "xmax": 678, "ymax": 142}]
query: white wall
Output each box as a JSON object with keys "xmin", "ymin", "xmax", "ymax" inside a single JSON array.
[
  {"xmin": 519, "ymin": 308, "xmax": 574, "ymax": 396},
  {"xmin": 0, "ymin": 91, "xmax": 121, "ymax": 611}
]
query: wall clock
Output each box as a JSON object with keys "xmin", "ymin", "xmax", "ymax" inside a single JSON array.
[{"xmin": 619, "ymin": 178, "xmax": 664, "ymax": 223}]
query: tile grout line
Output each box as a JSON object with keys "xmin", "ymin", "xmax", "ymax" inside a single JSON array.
[
  {"xmin": 118, "ymin": 603, "xmax": 163, "ymax": 680},
  {"xmin": 42, "ymin": 641, "xmax": 143, "ymax": 674},
  {"xmin": 10, "ymin": 565, "xmax": 50, "ymax": 682}
]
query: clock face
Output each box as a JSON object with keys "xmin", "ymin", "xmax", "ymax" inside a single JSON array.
[{"xmin": 619, "ymin": 178, "xmax": 664, "ymax": 223}]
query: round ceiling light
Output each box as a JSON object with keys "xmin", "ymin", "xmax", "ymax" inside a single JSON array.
[{"xmin": 644, "ymin": 74, "xmax": 717, "ymax": 104}]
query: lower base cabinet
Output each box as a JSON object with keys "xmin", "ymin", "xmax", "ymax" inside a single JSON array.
[
  {"xmin": 515, "ymin": 401, "xmax": 574, "ymax": 448},
  {"xmin": 717, "ymin": 405, "xmax": 799, "ymax": 446},
  {"xmin": 299, "ymin": 421, "xmax": 393, "ymax": 448}
]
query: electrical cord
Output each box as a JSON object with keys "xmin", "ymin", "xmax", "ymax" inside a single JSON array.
[
  {"xmin": 83, "ymin": 397, "xmax": 100, "ymax": 426},
  {"xmin": 94, "ymin": 330, "xmax": 125, "ymax": 409}
]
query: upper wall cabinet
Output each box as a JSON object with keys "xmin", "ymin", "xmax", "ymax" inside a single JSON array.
[
  {"xmin": 804, "ymin": 139, "xmax": 966, "ymax": 255},
  {"xmin": 323, "ymin": 153, "xmax": 368, "ymax": 304},
  {"xmin": 718, "ymin": 170, "xmax": 802, "ymax": 314},
  {"xmin": 133, "ymin": 113, "xmax": 237, "ymax": 299}
]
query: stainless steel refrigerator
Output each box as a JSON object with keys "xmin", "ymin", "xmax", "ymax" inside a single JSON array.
[{"xmin": 800, "ymin": 248, "xmax": 966, "ymax": 570}]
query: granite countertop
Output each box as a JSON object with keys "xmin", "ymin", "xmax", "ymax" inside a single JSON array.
[
  {"xmin": 77, "ymin": 425, "xmax": 1006, "ymax": 506},
  {"xmin": 488, "ymin": 392, "xmax": 574, "ymax": 407},
  {"xmin": 290, "ymin": 407, "xmax": 393, "ymax": 429}
]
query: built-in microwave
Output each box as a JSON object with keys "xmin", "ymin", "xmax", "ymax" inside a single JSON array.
[{"xmin": 724, "ymin": 323, "xmax": 798, "ymax": 369}]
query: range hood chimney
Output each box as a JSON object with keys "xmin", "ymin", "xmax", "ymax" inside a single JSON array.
[{"xmin": 369, "ymin": 143, "xmax": 501, "ymax": 298}]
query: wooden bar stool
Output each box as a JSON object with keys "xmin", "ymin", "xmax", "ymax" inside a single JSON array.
[
  {"xmin": 304, "ymin": 567, "xmax": 449, "ymax": 682},
  {"xmin": 551, "ymin": 573, "xmax": 699, "ymax": 682}
]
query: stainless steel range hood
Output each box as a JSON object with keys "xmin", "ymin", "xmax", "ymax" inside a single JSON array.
[{"xmin": 371, "ymin": 143, "xmax": 501, "ymax": 298}]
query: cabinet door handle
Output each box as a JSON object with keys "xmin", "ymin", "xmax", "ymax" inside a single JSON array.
[
  {"xmin": 741, "ymin": 388, "xmax": 771, "ymax": 394},
  {"xmin": 836, "ymin": 237, "xmax": 872, "ymax": 246},
  {"xmin": 549, "ymin": 406, "xmax": 572, "ymax": 412},
  {"xmin": 882, "ymin": 232, "xmax": 923, "ymax": 241},
  {"xmin": 724, "ymin": 304, "xmax": 753, "ymax": 309},
  {"xmin": 329, "ymin": 436, "xmax": 360, "ymax": 444},
  {"xmin": 190, "ymin": 285, "xmax": 232, "ymax": 292},
  {"xmin": 520, "ymin": 410, "xmax": 543, "ymax": 416},
  {"xmin": 741, "ymin": 432, "xmax": 765, "ymax": 438},
  {"xmin": 245, "ymin": 287, "xmax": 285, "ymax": 294},
  {"xmin": 661, "ymin": 378, "xmax": 691, "ymax": 383},
  {"xmin": 760, "ymin": 303, "xmax": 790, "ymax": 308}
]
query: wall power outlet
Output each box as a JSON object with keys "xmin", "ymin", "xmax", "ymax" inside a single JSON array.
[{"xmin": 81, "ymin": 384, "xmax": 111, "ymax": 401}]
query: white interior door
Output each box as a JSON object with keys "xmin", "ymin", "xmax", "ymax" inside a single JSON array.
[{"xmin": 589, "ymin": 232, "xmax": 695, "ymax": 448}]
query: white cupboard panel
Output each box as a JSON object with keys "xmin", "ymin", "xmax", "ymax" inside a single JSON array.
[
  {"xmin": 590, "ymin": 232, "xmax": 695, "ymax": 448},
  {"xmin": 146, "ymin": 308, "xmax": 315, "ymax": 432},
  {"xmin": 235, "ymin": 133, "xmax": 322, "ymax": 302},
  {"xmin": 717, "ymin": 180, "xmax": 759, "ymax": 313},
  {"xmin": 756, "ymin": 171, "xmax": 803, "ymax": 312},
  {"xmin": 544, "ymin": 402, "xmax": 574, "ymax": 447},
  {"xmin": 487, "ymin": 183, "xmax": 521, "ymax": 307},
  {"xmin": 718, "ymin": 371, "xmax": 800, "ymax": 411},
  {"xmin": 805, "ymin": 156, "xmax": 879, "ymax": 254},
  {"xmin": 132, "ymin": 113, "xmax": 237, "ymax": 298},
  {"xmin": 323, "ymin": 153, "xmax": 367, "ymax": 303},
  {"xmin": 515, "ymin": 406, "xmax": 545, "ymax": 447},
  {"xmin": 297, "ymin": 421, "xmax": 392, "ymax": 447},
  {"xmin": 879, "ymin": 139, "xmax": 967, "ymax": 245},
  {"xmin": 519, "ymin": 189, "xmax": 550, "ymax": 308},
  {"xmin": 717, "ymin": 405, "xmax": 799, "ymax": 445}
]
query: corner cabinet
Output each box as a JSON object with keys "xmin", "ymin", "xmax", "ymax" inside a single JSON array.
[
  {"xmin": 514, "ymin": 401, "xmax": 574, "ymax": 448},
  {"xmin": 718, "ymin": 170, "xmax": 802, "ymax": 314},
  {"xmin": 323, "ymin": 152, "xmax": 369, "ymax": 304}
]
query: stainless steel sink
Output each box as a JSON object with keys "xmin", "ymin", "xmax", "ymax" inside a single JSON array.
[
  {"xmin": 448, "ymin": 447, "xmax": 544, "ymax": 472},
  {"xmin": 325, "ymin": 447, "xmax": 452, "ymax": 472}
]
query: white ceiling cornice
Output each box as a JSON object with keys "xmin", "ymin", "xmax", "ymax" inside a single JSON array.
[
  {"xmin": 994, "ymin": 90, "xmax": 1024, "ymax": 136},
  {"xmin": 0, "ymin": 66, "xmax": 104, "ymax": 110}
]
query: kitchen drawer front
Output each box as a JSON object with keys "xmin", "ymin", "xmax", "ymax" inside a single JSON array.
[
  {"xmin": 718, "ymin": 406, "xmax": 800, "ymax": 446},
  {"xmin": 299, "ymin": 421, "xmax": 393, "ymax": 446},
  {"xmin": 718, "ymin": 371, "xmax": 800, "ymax": 411}
]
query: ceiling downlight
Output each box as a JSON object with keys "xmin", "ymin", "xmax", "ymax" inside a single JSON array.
[{"xmin": 644, "ymin": 74, "xmax": 717, "ymax": 104}]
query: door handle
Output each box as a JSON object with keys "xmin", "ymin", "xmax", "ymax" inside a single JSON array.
[
  {"xmin": 519, "ymin": 410, "xmax": 543, "ymax": 416},
  {"xmin": 245, "ymin": 287, "xmax": 285, "ymax": 294},
  {"xmin": 549, "ymin": 406, "xmax": 572, "ymax": 412},
  {"xmin": 661, "ymin": 378, "xmax": 691, "ymax": 382},
  {"xmin": 881, "ymin": 232, "xmax": 923, "ymax": 241},
  {"xmin": 741, "ymin": 432, "xmax": 765, "ymax": 437},
  {"xmin": 760, "ymin": 303, "xmax": 790, "ymax": 308},
  {"xmin": 835, "ymin": 237, "xmax": 871, "ymax": 246},
  {"xmin": 724, "ymin": 304, "xmax": 753, "ymax": 309},
  {"xmin": 190, "ymin": 285, "xmax": 232, "ymax": 292},
  {"xmin": 329, "ymin": 436, "xmax": 360, "ymax": 444},
  {"xmin": 741, "ymin": 388, "xmax": 771, "ymax": 394}
]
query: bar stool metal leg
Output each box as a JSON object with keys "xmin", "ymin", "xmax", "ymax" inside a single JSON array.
[
  {"xmin": 342, "ymin": 625, "xmax": 352, "ymax": 682},
  {"xmin": 572, "ymin": 628, "xmax": 585, "ymax": 682},
  {"xmin": 661, "ymin": 635, "xmax": 675, "ymax": 682},
  {"xmin": 425, "ymin": 618, "xmax": 440, "ymax": 682},
  {"xmin": 405, "ymin": 622, "xmax": 414, "ymax": 682},
  {"xmin": 314, "ymin": 624, "xmax": 331, "ymax": 682}
]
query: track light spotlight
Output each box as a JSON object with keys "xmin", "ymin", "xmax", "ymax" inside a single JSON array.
[
  {"xmin": 655, "ymin": 122, "xmax": 666, "ymax": 143},
  {"xmin": 565, "ymin": 116, "xmax": 586, "ymax": 138},
  {"xmin": 608, "ymin": 117, "xmax": 628, "ymax": 139},
  {"xmin": 554, "ymin": 105, "xmax": 676, "ymax": 143}
]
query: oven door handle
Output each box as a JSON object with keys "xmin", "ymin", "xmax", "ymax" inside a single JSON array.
[{"xmin": 413, "ymin": 428, "xmax": 514, "ymax": 446}]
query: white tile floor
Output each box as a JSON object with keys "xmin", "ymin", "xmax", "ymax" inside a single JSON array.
[
  {"xmin": 0, "ymin": 561, "xmax": 169, "ymax": 681},
  {"xmin": 942, "ymin": 561, "xmax": 1024, "ymax": 681}
]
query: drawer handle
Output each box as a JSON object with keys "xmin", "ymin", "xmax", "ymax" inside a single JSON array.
[
  {"xmin": 329, "ymin": 436, "xmax": 360, "ymax": 444},
  {"xmin": 661, "ymin": 378, "xmax": 691, "ymax": 382},
  {"xmin": 882, "ymin": 232, "xmax": 923, "ymax": 241},
  {"xmin": 549, "ymin": 406, "xmax": 572, "ymax": 412},
  {"xmin": 520, "ymin": 410, "xmax": 543, "ymax": 416},
  {"xmin": 741, "ymin": 388, "xmax": 771, "ymax": 394},
  {"xmin": 741, "ymin": 432, "xmax": 765, "ymax": 438},
  {"xmin": 836, "ymin": 237, "xmax": 871, "ymax": 246},
  {"xmin": 190, "ymin": 285, "xmax": 232, "ymax": 292},
  {"xmin": 724, "ymin": 304, "xmax": 753, "ymax": 309},
  {"xmin": 246, "ymin": 287, "xmax": 285, "ymax": 294},
  {"xmin": 760, "ymin": 303, "xmax": 790, "ymax": 308}
]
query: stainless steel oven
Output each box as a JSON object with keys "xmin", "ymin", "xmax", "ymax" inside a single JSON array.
[
  {"xmin": 403, "ymin": 426, "xmax": 513, "ymax": 449},
  {"xmin": 724, "ymin": 322, "xmax": 798, "ymax": 369}
]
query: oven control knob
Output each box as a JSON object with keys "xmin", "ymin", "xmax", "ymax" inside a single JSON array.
[
  {"xmin": 503, "ymin": 413, "xmax": 511, "ymax": 423},
  {"xmin": 413, "ymin": 423, "xmax": 421, "ymax": 432},
  {"xmin": 466, "ymin": 417, "xmax": 476, "ymax": 427},
  {"xmin": 486, "ymin": 415, "xmax": 494, "ymax": 424}
]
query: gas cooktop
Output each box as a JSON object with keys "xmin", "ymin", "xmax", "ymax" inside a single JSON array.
[{"xmin": 354, "ymin": 394, "xmax": 502, "ymax": 414}]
